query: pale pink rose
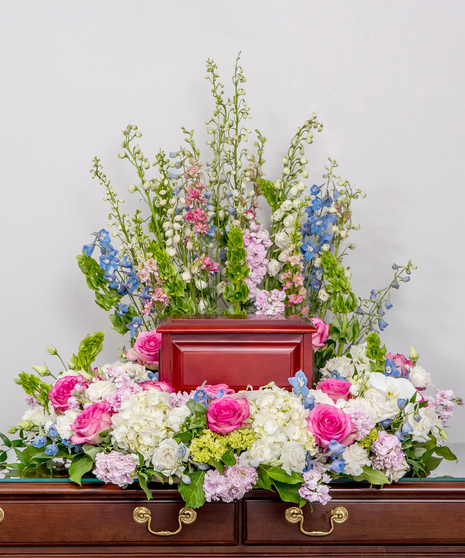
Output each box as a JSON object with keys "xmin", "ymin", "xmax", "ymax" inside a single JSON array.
[
  {"xmin": 207, "ymin": 397, "xmax": 250, "ymax": 435},
  {"xmin": 126, "ymin": 329, "xmax": 162, "ymax": 365},
  {"xmin": 309, "ymin": 318, "xmax": 330, "ymax": 349},
  {"xmin": 139, "ymin": 380, "xmax": 175, "ymax": 393},
  {"xmin": 49, "ymin": 375, "xmax": 89, "ymax": 414},
  {"xmin": 201, "ymin": 384, "xmax": 235, "ymax": 397},
  {"xmin": 307, "ymin": 404, "xmax": 355, "ymax": 447},
  {"xmin": 70, "ymin": 401, "xmax": 113, "ymax": 445},
  {"xmin": 316, "ymin": 379, "xmax": 352, "ymax": 403},
  {"xmin": 387, "ymin": 352, "xmax": 413, "ymax": 377}
]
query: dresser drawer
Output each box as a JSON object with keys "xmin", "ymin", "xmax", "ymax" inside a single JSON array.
[
  {"xmin": 244, "ymin": 498, "xmax": 465, "ymax": 545},
  {"xmin": 0, "ymin": 499, "xmax": 237, "ymax": 545}
]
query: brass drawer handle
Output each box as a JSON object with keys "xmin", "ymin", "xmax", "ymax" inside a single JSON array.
[
  {"xmin": 0, "ymin": 508, "xmax": 3, "ymax": 523},
  {"xmin": 133, "ymin": 506, "xmax": 197, "ymax": 537},
  {"xmin": 285, "ymin": 505, "xmax": 348, "ymax": 537}
]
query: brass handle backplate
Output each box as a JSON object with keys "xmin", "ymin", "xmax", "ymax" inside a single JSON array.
[
  {"xmin": 0, "ymin": 508, "xmax": 3, "ymax": 523},
  {"xmin": 285, "ymin": 505, "xmax": 348, "ymax": 537},
  {"xmin": 133, "ymin": 506, "xmax": 197, "ymax": 537}
]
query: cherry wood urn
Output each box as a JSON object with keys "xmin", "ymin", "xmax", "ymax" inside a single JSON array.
[{"xmin": 157, "ymin": 315, "xmax": 316, "ymax": 392}]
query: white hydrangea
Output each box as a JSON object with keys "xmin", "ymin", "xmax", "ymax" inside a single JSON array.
[
  {"xmin": 111, "ymin": 390, "xmax": 175, "ymax": 462},
  {"xmin": 320, "ymin": 356, "xmax": 355, "ymax": 380},
  {"xmin": 280, "ymin": 441, "xmax": 307, "ymax": 475},
  {"xmin": 342, "ymin": 443, "xmax": 371, "ymax": 476},
  {"xmin": 404, "ymin": 403, "xmax": 443, "ymax": 443},
  {"xmin": 239, "ymin": 383, "xmax": 316, "ymax": 467},
  {"xmin": 107, "ymin": 361, "xmax": 150, "ymax": 382},
  {"xmin": 238, "ymin": 438, "xmax": 281, "ymax": 468}
]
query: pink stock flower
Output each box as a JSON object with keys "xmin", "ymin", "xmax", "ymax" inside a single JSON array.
[
  {"xmin": 125, "ymin": 329, "xmax": 162, "ymax": 365},
  {"xmin": 316, "ymin": 378, "xmax": 352, "ymax": 403},
  {"xmin": 202, "ymin": 384, "xmax": 235, "ymax": 397},
  {"xmin": 288, "ymin": 294, "xmax": 303, "ymax": 305},
  {"xmin": 139, "ymin": 380, "xmax": 175, "ymax": 393},
  {"xmin": 152, "ymin": 288, "xmax": 169, "ymax": 306},
  {"xmin": 70, "ymin": 401, "xmax": 113, "ymax": 445},
  {"xmin": 94, "ymin": 450, "xmax": 138, "ymax": 487},
  {"xmin": 206, "ymin": 397, "xmax": 250, "ymax": 435},
  {"xmin": 307, "ymin": 404, "xmax": 355, "ymax": 447},
  {"xmin": 201, "ymin": 256, "xmax": 220, "ymax": 273},
  {"xmin": 309, "ymin": 317, "xmax": 330, "ymax": 349},
  {"xmin": 49, "ymin": 375, "xmax": 89, "ymax": 414},
  {"xmin": 386, "ymin": 353, "xmax": 413, "ymax": 377}
]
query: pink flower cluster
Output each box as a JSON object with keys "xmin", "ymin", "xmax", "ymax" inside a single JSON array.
[
  {"xmin": 198, "ymin": 255, "xmax": 219, "ymax": 274},
  {"xmin": 70, "ymin": 401, "xmax": 113, "ymax": 445},
  {"xmin": 386, "ymin": 352, "xmax": 413, "ymax": 377},
  {"xmin": 307, "ymin": 404, "xmax": 355, "ymax": 447},
  {"xmin": 281, "ymin": 269, "xmax": 306, "ymax": 306},
  {"xmin": 426, "ymin": 389, "xmax": 458, "ymax": 424},
  {"xmin": 49, "ymin": 375, "xmax": 89, "ymax": 414},
  {"xmin": 185, "ymin": 207, "xmax": 208, "ymax": 234},
  {"xmin": 343, "ymin": 406, "xmax": 374, "ymax": 440},
  {"xmin": 309, "ymin": 317, "xmax": 330, "ymax": 349},
  {"xmin": 316, "ymin": 378, "xmax": 352, "ymax": 403},
  {"xmin": 370, "ymin": 432, "xmax": 405, "ymax": 472},
  {"xmin": 203, "ymin": 462, "xmax": 258, "ymax": 503},
  {"xmin": 103, "ymin": 373, "xmax": 142, "ymax": 412},
  {"xmin": 137, "ymin": 258, "xmax": 161, "ymax": 285},
  {"xmin": 255, "ymin": 289, "xmax": 286, "ymax": 315},
  {"xmin": 94, "ymin": 450, "xmax": 138, "ymax": 487},
  {"xmin": 243, "ymin": 224, "xmax": 272, "ymax": 299},
  {"xmin": 298, "ymin": 463, "xmax": 332, "ymax": 505}
]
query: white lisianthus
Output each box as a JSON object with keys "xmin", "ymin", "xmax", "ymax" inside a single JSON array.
[
  {"xmin": 274, "ymin": 231, "xmax": 290, "ymax": 250},
  {"xmin": 152, "ymin": 438, "xmax": 189, "ymax": 477},
  {"xmin": 320, "ymin": 356, "xmax": 355, "ymax": 380},
  {"xmin": 267, "ymin": 258, "xmax": 282, "ymax": 277},
  {"xmin": 307, "ymin": 389, "xmax": 335, "ymax": 407},
  {"xmin": 198, "ymin": 299, "xmax": 207, "ymax": 314},
  {"xmin": 21, "ymin": 406, "xmax": 49, "ymax": 428},
  {"xmin": 318, "ymin": 289, "xmax": 330, "ymax": 302},
  {"xmin": 409, "ymin": 366, "xmax": 434, "ymax": 390},
  {"xmin": 195, "ymin": 279, "xmax": 208, "ymax": 290},
  {"xmin": 384, "ymin": 458, "xmax": 409, "ymax": 482},
  {"xmin": 56, "ymin": 409, "xmax": 80, "ymax": 440},
  {"xmin": 280, "ymin": 441, "xmax": 306, "ymax": 475},
  {"xmin": 342, "ymin": 443, "xmax": 371, "ymax": 476},
  {"xmin": 181, "ymin": 269, "xmax": 192, "ymax": 282},
  {"xmin": 404, "ymin": 403, "xmax": 443, "ymax": 443},
  {"xmin": 86, "ymin": 380, "xmax": 118, "ymax": 402}
]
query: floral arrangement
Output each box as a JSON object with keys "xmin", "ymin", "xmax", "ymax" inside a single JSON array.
[{"xmin": 0, "ymin": 55, "xmax": 462, "ymax": 510}]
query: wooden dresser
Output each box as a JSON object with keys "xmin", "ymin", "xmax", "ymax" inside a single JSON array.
[{"xmin": 0, "ymin": 478, "xmax": 464, "ymax": 557}]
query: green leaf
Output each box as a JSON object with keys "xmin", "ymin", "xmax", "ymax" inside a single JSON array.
[
  {"xmin": 353, "ymin": 466, "xmax": 389, "ymax": 486},
  {"xmin": 13, "ymin": 448, "xmax": 30, "ymax": 466},
  {"xmin": 76, "ymin": 332, "xmax": 105, "ymax": 371},
  {"xmin": 210, "ymin": 459, "xmax": 224, "ymax": 475},
  {"xmin": 137, "ymin": 471, "xmax": 153, "ymax": 500},
  {"xmin": 0, "ymin": 433, "xmax": 12, "ymax": 448},
  {"xmin": 221, "ymin": 450, "xmax": 236, "ymax": 466},
  {"xmin": 173, "ymin": 432, "xmax": 194, "ymax": 444},
  {"xmin": 435, "ymin": 446, "xmax": 457, "ymax": 461},
  {"xmin": 0, "ymin": 451, "xmax": 7, "ymax": 462},
  {"xmin": 423, "ymin": 456, "xmax": 442, "ymax": 473},
  {"xmin": 256, "ymin": 464, "xmax": 274, "ymax": 491},
  {"xmin": 267, "ymin": 466, "xmax": 303, "ymax": 485},
  {"xmin": 83, "ymin": 444, "xmax": 103, "ymax": 461},
  {"xmin": 178, "ymin": 470, "xmax": 206, "ymax": 509},
  {"xmin": 273, "ymin": 480, "xmax": 302, "ymax": 504},
  {"xmin": 69, "ymin": 453, "xmax": 94, "ymax": 486}
]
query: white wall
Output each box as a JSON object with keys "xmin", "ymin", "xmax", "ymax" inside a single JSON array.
[{"xmin": 1, "ymin": 1, "xmax": 464, "ymax": 465}]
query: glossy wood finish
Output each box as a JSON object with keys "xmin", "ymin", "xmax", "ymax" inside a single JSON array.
[
  {"xmin": 157, "ymin": 315, "xmax": 316, "ymax": 391},
  {"xmin": 1, "ymin": 480, "xmax": 465, "ymax": 556}
]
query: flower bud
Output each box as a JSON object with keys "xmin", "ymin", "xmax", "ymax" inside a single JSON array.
[
  {"xmin": 409, "ymin": 346, "xmax": 420, "ymax": 364},
  {"xmin": 46, "ymin": 346, "xmax": 57, "ymax": 356},
  {"xmin": 118, "ymin": 152, "xmax": 126, "ymax": 159},
  {"xmin": 31, "ymin": 365, "xmax": 51, "ymax": 377},
  {"xmin": 321, "ymin": 244, "xmax": 330, "ymax": 252},
  {"xmin": 6, "ymin": 427, "xmax": 18, "ymax": 434}
]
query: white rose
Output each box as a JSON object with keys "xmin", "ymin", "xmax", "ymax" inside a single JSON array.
[
  {"xmin": 383, "ymin": 458, "xmax": 409, "ymax": 482},
  {"xmin": 21, "ymin": 407, "xmax": 49, "ymax": 428},
  {"xmin": 280, "ymin": 441, "xmax": 306, "ymax": 475},
  {"xmin": 342, "ymin": 443, "xmax": 371, "ymax": 476},
  {"xmin": 86, "ymin": 380, "xmax": 118, "ymax": 402},
  {"xmin": 274, "ymin": 231, "xmax": 290, "ymax": 250},
  {"xmin": 56, "ymin": 410, "xmax": 80, "ymax": 440},
  {"xmin": 241, "ymin": 439, "xmax": 281, "ymax": 467},
  {"xmin": 152, "ymin": 438, "xmax": 188, "ymax": 476},
  {"xmin": 267, "ymin": 258, "xmax": 282, "ymax": 277},
  {"xmin": 409, "ymin": 366, "xmax": 434, "ymax": 389}
]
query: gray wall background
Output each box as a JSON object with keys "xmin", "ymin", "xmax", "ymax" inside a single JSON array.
[{"xmin": 1, "ymin": 1, "xmax": 464, "ymax": 469}]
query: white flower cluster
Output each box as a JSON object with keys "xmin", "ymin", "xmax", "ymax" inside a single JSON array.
[
  {"xmin": 238, "ymin": 383, "xmax": 317, "ymax": 475},
  {"xmin": 110, "ymin": 390, "xmax": 190, "ymax": 463}
]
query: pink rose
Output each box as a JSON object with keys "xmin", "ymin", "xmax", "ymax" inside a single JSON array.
[
  {"xmin": 309, "ymin": 318, "xmax": 330, "ymax": 349},
  {"xmin": 316, "ymin": 379, "xmax": 352, "ymax": 403},
  {"xmin": 49, "ymin": 375, "xmax": 89, "ymax": 414},
  {"xmin": 139, "ymin": 380, "xmax": 175, "ymax": 393},
  {"xmin": 307, "ymin": 404, "xmax": 355, "ymax": 447},
  {"xmin": 387, "ymin": 353, "xmax": 413, "ymax": 377},
  {"xmin": 70, "ymin": 401, "xmax": 113, "ymax": 445},
  {"xmin": 201, "ymin": 384, "xmax": 235, "ymax": 397},
  {"xmin": 206, "ymin": 397, "xmax": 250, "ymax": 435},
  {"xmin": 126, "ymin": 329, "xmax": 162, "ymax": 365}
]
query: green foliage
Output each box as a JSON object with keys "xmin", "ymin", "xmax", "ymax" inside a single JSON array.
[
  {"xmin": 257, "ymin": 178, "xmax": 280, "ymax": 212},
  {"xmin": 366, "ymin": 331, "xmax": 387, "ymax": 372},
  {"xmin": 68, "ymin": 453, "xmax": 94, "ymax": 486},
  {"xmin": 353, "ymin": 466, "xmax": 390, "ymax": 486},
  {"xmin": 224, "ymin": 226, "xmax": 249, "ymax": 313},
  {"xmin": 178, "ymin": 470, "xmax": 206, "ymax": 509},
  {"xmin": 14, "ymin": 374, "xmax": 51, "ymax": 410},
  {"xmin": 69, "ymin": 332, "xmax": 105, "ymax": 373}
]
